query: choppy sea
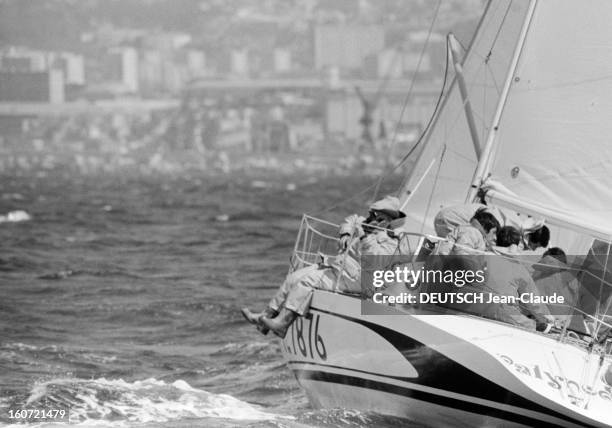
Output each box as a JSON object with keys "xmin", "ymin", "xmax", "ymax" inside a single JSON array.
[{"xmin": 0, "ymin": 170, "xmax": 410, "ymax": 427}]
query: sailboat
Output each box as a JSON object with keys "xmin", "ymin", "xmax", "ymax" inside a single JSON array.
[{"xmin": 279, "ymin": 0, "xmax": 612, "ymax": 427}]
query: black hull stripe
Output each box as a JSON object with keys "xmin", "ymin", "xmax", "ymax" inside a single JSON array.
[
  {"xmin": 295, "ymin": 368, "xmax": 579, "ymax": 428},
  {"xmin": 308, "ymin": 305, "xmax": 596, "ymax": 428},
  {"xmin": 286, "ymin": 359, "xmax": 417, "ymax": 383}
]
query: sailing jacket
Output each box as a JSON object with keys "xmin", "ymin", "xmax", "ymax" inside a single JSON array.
[
  {"xmin": 434, "ymin": 203, "xmax": 544, "ymax": 240},
  {"xmin": 436, "ymin": 224, "xmax": 488, "ymax": 256},
  {"xmin": 339, "ymin": 214, "xmax": 411, "ymax": 256}
]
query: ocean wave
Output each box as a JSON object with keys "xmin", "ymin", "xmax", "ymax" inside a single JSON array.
[
  {"xmin": 211, "ymin": 342, "xmax": 277, "ymax": 358},
  {"xmin": 197, "ymin": 360, "xmax": 291, "ymax": 393},
  {"xmin": 2, "ymin": 342, "xmax": 41, "ymax": 351},
  {"xmin": 0, "ymin": 174, "xmax": 406, "ymax": 427},
  {"xmin": 1, "ymin": 343, "xmax": 118, "ymax": 366},
  {"xmin": 0, "ymin": 255, "xmax": 44, "ymax": 272},
  {"xmin": 298, "ymin": 408, "xmax": 420, "ymax": 428},
  {"xmin": 20, "ymin": 377, "xmax": 288, "ymax": 425},
  {"xmin": 37, "ymin": 268, "xmax": 142, "ymax": 280}
]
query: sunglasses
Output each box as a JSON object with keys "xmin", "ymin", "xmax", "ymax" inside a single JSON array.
[{"xmin": 368, "ymin": 210, "xmax": 392, "ymax": 223}]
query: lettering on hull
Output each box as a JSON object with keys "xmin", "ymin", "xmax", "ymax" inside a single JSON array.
[{"xmin": 498, "ymin": 354, "xmax": 612, "ymax": 405}]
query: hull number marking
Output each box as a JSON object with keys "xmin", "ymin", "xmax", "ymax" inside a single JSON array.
[{"xmin": 283, "ymin": 313, "xmax": 327, "ymax": 360}]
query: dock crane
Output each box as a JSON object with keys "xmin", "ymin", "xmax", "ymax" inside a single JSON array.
[{"xmin": 354, "ymin": 45, "xmax": 402, "ymax": 147}]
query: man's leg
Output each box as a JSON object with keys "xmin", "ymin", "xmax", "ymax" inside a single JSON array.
[
  {"xmin": 263, "ymin": 267, "xmax": 335, "ymax": 337},
  {"xmin": 243, "ymin": 264, "xmax": 322, "ymax": 326},
  {"xmin": 268, "ymin": 264, "xmax": 321, "ymax": 311},
  {"xmin": 241, "ymin": 265, "xmax": 319, "ymax": 329}
]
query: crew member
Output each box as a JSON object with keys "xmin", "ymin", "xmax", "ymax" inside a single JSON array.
[
  {"xmin": 434, "ymin": 203, "xmax": 549, "ymax": 250},
  {"xmin": 435, "ymin": 209, "xmax": 500, "ymax": 255},
  {"xmin": 242, "ymin": 196, "xmax": 409, "ymax": 337}
]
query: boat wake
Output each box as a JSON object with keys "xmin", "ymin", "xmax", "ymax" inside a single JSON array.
[{"xmin": 11, "ymin": 377, "xmax": 287, "ymax": 425}]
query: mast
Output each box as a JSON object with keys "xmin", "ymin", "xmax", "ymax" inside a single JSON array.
[{"xmin": 465, "ymin": 0, "xmax": 538, "ymax": 203}]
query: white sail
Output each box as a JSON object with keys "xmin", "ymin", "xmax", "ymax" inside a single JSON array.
[
  {"xmin": 400, "ymin": 0, "xmax": 533, "ymax": 235},
  {"xmin": 487, "ymin": 0, "xmax": 612, "ymax": 242}
]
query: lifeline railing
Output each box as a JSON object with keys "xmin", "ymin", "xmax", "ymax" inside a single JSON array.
[
  {"xmin": 290, "ymin": 215, "xmax": 341, "ymax": 272},
  {"xmin": 290, "ymin": 214, "xmax": 434, "ymax": 273}
]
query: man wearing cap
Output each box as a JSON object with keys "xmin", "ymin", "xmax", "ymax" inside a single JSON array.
[
  {"xmin": 241, "ymin": 195, "xmax": 410, "ymax": 337},
  {"xmin": 338, "ymin": 195, "xmax": 409, "ymax": 255}
]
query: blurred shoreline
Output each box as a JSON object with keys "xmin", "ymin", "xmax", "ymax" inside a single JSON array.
[{"xmin": 0, "ymin": 117, "xmax": 409, "ymax": 180}]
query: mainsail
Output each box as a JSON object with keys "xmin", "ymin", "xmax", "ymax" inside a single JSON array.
[
  {"xmin": 486, "ymin": 0, "xmax": 612, "ymax": 243},
  {"xmin": 400, "ymin": 0, "xmax": 612, "ymax": 248}
]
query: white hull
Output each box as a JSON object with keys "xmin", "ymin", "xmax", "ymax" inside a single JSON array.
[{"xmin": 280, "ymin": 290, "xmax": 612, "ymax": 428}]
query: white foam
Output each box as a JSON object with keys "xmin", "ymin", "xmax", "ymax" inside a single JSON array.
[
  {"xmin": 24, "ymin": 377, "xmax": 289, "ymax": 425},
  {"xmin": 80, "ymin": 353, "xmax": 117, "ymax": 364},
  {"xmin": 214, "ymin": 341, "xmax": 270, "ymax": 354},
  {"xmin": 0, "ymin": 210, "xmax": 31, "ymax": 223},
  {"xmin": 215, "ymin": 214, "xmax": 230, "ymax": 222},
  {"xmin": 2, "ymin": 342, "xmax": 39, "ymax": 351}
]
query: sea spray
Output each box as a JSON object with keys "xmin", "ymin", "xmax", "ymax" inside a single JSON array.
[{"xmin": 20, "ymin": 377, "xmax": 290, "ymax": 424}]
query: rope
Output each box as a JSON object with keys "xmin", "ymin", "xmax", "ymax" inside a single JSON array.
[
  {"xmin": 311, "ymin": 180, "xmax": 387, "ymax": 216},
  {"xmin": 372, "ymin": 0, "xmax": 443, "ymax": 200},
  {"xmin": 485, "ymin": 0, "xmax": 513, "ymax": 63}
]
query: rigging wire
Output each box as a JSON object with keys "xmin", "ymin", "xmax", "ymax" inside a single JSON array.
[
  {"xmin": 453, "ymin": 35, "xmax": 468, "ymax": 52},
  {"xmin": 372, "ymin": 0, "xmax": 443, "ymax": 201},
  {"xmin": 311, "ymin": 34, "xmax": 451, "ymax": 217},
  {"xmin": 482, "ymin": 47, "xmax": 489, "ymax": 143},
  {"xmin": 485, "ymin": 0, "xmax": 513, "ymax": 63},
  {"xmin": 419, "ymin": 145, "xmax": 446, "ymax": 233},
  {"xmin": 393, "ymin": 35, "xmax": 451, "ymax": 196}
]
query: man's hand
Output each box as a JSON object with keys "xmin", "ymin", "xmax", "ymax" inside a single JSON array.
[{"xmin": 338, "ymin": 234, "xmax": 351, "ymax": 252}]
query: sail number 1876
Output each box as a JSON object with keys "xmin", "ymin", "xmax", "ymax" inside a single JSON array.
[{"xmin": 282, "ymin": 313, "xmax": 326, "ymax": 360}]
